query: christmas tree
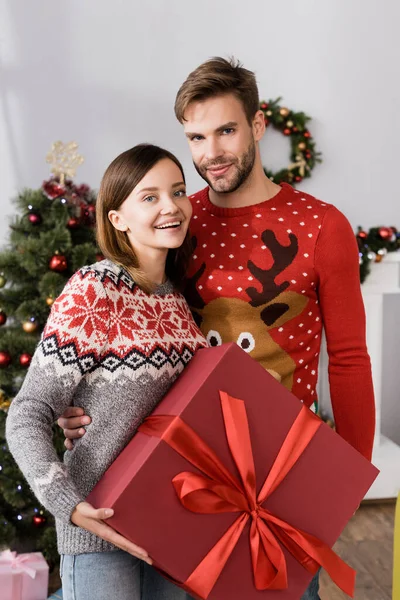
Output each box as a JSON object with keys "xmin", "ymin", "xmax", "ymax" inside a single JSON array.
[{"xmin": 0, "ymin": 142, "xmax": 100, "ymax": 566}]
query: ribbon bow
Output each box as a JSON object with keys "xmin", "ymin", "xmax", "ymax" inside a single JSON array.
[
  {"xmin": 0, "ymin": 550, "xmax": 37, "ymax": 579},
  {"xmin": 139, "ymin": 391, "xmax": 355, "ymax": 599},
  {"xmin": 288, "ymin": 154, "xmax": 309, "ymax": 177}
]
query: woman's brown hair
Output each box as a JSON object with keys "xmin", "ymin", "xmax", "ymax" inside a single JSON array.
[
  {"xmin": 174, "ymin": 56, "xmax": 259, "ymax": 125},
  {"xmin": 96, "ymin": 144, "xmax": 192, "ymax": 293}
]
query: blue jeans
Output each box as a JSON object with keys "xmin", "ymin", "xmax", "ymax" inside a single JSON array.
[
  {"xmin": 301, "ymin": 571, "xmax": 321, "ymax": 599},
  {"xmin": 60, "ymin": 550, "xmax": 191, "ymax": 600},
  {"xmin": 60, "ymin": 551, "xmax": 320, "ymax": 600}
]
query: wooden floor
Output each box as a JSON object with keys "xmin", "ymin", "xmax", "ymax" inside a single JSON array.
[
  {"xmin": 48, "ymin": 503, "xmax": 396, "ymax": 598},
  {"xmin": 320, "ymin": 502, "xmax": 395, "ymax": 599}
]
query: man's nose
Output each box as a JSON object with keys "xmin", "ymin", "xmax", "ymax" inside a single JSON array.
[{"xmin": 204, "ymin": 137, "xmax": 223, "ymax": 161}]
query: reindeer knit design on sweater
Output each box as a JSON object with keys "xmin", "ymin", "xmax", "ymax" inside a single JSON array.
[
  {"xmin": 185, "ymin": 183, "xmax": 375, "ymax": 460},
  {"xmin": 6, "ymin": 259, "xmax": 207, "ymax": 555}
]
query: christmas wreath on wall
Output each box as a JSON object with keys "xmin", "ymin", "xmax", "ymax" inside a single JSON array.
[
  {"xmin": 356, "ymin": 226, "xmax": 400, "ymax": 283},
  {"xmin": 259, "ymin": 98, "xmax": 322, "ymax": 185}
]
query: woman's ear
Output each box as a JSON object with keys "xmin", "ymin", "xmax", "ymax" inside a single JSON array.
[{"xmin": 108, "ymin": 210, "xmax": 128, "ymax": 232}]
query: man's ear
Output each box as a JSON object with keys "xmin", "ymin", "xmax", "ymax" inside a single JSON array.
[
  {"xmin": 108, "ymin": 210, "xmax": 128, "ymax": 232},
  {"xmin": 252, "ymin": 110, "xmax": 266, "ymax": 142}
]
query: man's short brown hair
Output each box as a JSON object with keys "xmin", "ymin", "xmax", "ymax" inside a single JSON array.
[{"xmin": 174, "ymin": 57, "xmax": 259, "ymax": 125}]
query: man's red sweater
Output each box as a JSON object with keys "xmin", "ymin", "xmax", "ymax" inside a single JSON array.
[{"xmin": 185, "ymin": 183, "xmax": 375, "ymax": 460}]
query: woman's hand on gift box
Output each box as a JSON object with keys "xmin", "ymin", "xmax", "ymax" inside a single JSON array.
[
  {"xmin": 71, "ymin": 501, "xmax": 152, "ymax": 564},
  {"xmin": 58, "ymin": 406, "xmax": 91, "ymax": 451}
]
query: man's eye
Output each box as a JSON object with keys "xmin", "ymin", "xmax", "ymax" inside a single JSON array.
[
  {"xmin": 191, "ymin": 135, "xmax": 203, "ymax": 142},
  {"xmin": 222, "ymin": 128, "xmax": 235, "ymax": 135}
]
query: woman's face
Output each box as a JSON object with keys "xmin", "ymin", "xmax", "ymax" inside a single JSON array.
[{"xmin": 109, "ymin": 158, "xmax": 192, "ymax": 258}]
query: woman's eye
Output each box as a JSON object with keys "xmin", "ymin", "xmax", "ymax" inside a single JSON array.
[
  {"xmin": 143, "ymin": 195, "xmax": 156, "ymax": 203},
  {"xmin": 174, "ymin": 189, "xmax": 187, "ymax": 197}
]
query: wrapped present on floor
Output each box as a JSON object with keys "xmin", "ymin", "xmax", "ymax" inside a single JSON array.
[
  {"xmin": 88, "ymin": 343, "xmax": 379, "ymax": 599},
  {"xmin": 0, "ymin": 550, "xmax": 49, "ymax": 600}
]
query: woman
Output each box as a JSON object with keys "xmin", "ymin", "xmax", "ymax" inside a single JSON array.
[{"xmin": 6, "ymin": 144, "xmax": 207, "ymax": 600}]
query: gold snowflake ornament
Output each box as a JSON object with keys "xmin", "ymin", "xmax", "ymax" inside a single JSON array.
[{"xmin": 46, "ymin": 141, "xmax": 84, "ymax": 185}]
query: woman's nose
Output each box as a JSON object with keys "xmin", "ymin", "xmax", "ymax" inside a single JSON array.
[{"xmin": 159, "ymin": 195, "xmax": 179, "ymax": 214}]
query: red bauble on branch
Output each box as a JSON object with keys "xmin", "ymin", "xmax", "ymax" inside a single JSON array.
[
  {"xmin": 378, "ymin": 227, "xmax": 393, "ymax": 240},
  {"xmin": 28, "ymin": 212, "xmax": 42, "ymax": 226},
  {"xmin": 67, "ymin": 217, "xmax": 79, "ymax": 229},
  {"xmin": 19, "ymin": 353, "xmax": 32, "ymax": 367},
  {"xmin": 42, "ymin": 179, "xmax": 66, "ymax": 199},
  {"xmin": 81, "ymin": 203, "xmax": 96, "ymax": 226},
  {"xmin": 0, "ymin": 351, "xmax": 11, "ymax": 368},
  {"xmin": 32, "ymin": 514, "xmax": 47, "ymax": 527},
  {"xmin": 49, "ymin": 254, "xmax": 68, "ymax": 272},
  {"xmin": 0, "ymin": 310, "xmax": 7, "ymax": 326}
]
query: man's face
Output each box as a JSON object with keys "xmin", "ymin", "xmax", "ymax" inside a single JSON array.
[{"xmin": 183, "ymin": 94, "xmax": 257, "ymax": 193}]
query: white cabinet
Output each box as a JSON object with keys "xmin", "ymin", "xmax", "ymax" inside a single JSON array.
[{"xmin": 318, "ymin": 253, "xmax": 400, "ymax": 499}]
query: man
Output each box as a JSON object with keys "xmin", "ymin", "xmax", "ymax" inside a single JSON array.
[{"xmin": 60, "ymin": 57, "xmax": 375, "ymax": 599}]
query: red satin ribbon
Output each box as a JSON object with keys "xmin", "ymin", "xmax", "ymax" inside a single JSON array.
[{"xmin": 139, "ymin": 392, "xmax": 355, "ymax": 599}]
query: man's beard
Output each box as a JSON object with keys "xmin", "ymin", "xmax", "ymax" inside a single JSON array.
[{"xmin": 193, "ymin": 140, "xmax": 256, "ymax": 194}]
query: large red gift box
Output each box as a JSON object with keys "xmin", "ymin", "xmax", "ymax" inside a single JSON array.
[{"xmin": 88, "ymin": 343, "xmax": 379, "ymax": 599}]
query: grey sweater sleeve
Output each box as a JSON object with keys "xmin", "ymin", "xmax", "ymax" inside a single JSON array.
[{"xmin": 6, "ymin": 270, "xmax": 109, "ymax": 523}]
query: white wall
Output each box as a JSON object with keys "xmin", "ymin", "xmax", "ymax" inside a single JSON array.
[{"xmin": 1, "ymin": 0, "xmax": 399, "ymax": 246}]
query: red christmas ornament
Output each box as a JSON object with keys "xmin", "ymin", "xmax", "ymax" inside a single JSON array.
[
  {"xmin": 264, "ymin": 118, "xmax": 269, "ymax": 127},
  {"xmin": 357, "ymin": 230, "xmax": 368, "ymax": 239},
  {"xmin": 295, "ymin": 176, "xmax": 303, "ymax": 182},
  {"xmin": 283, "ymin": 128, "xmax": 291, "ymax": 136},
  {"xmin": 378, "ymin": 227, "xmax": 393, "ymax": 240},
  {"xmin": 76, "ymin": 184, "xmax": 90, "ymax": 196},
  {"xmin": 0, "ymin": 311, "xmax": 6, "ymax": 326},
  {"xmin": 67, "ymin": 217, "xmax": 79, "ymax": 229},
  {"xmin": 292, "ymin": 127, "xmax": 298, "ymax": 133},
  {"xmin": 303, "ymin": 131, "xmax": 312, "ymax": 139},
  {"xmin": 32, "ymin": 515, "xmax": 47, "ymax": 527},
  {"xmin": 19, "ymin": 353, "xmax": 32, "ymax": 367},
  {"xmin": 42, "ymin": 180, "xmax": 66, "ymax": 199},
  {"xmin": 260, "ymin": 102, "xmax": 268, "ymax": 110},
  {"xmin": 49, "ymin": 254, "xmax": 68, "ymax": 272},
  {"xmin": 0, "ymin": 351, "xmax": 11, "ymax": 368},
  {"xmin": 81, "ymin": 204, "xmax": 96, "ymax": 226},
  {"xmin": 28, "ymin": 213, "xmax": 42, "ymax": 226}
]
